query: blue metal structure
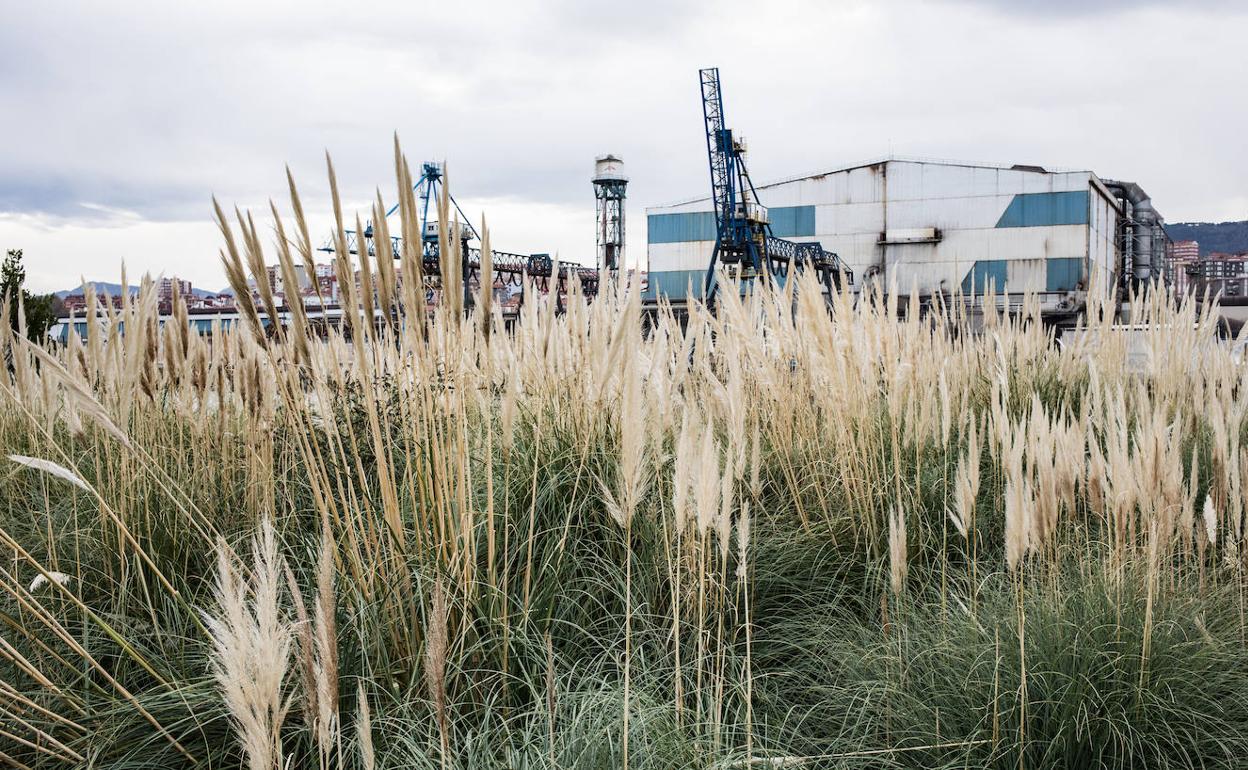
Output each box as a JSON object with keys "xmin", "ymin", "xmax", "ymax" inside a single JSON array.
[
  {"xmin": 698, "ymin": 68, "xmax": 851, "ymax": 305},
  {"xmin": 318, "ymin": 162, "xmax": 599, "ymax": 306}
]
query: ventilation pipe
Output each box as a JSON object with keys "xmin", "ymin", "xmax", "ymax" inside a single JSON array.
[{"xmin": 1104, "ymin": 180, "xmax": 1162, "ymax": 283}]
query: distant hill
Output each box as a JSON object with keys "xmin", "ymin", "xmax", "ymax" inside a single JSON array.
[
  {"xmin": 54, "ymin": 282, "xmax": 221, "ymax": 299},
  {"xmin": 1165, "ymin": 220, "xmax": 1248, "ymax": 256}
]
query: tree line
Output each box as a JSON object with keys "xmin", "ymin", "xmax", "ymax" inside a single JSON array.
[{"xmin": 3, "ymin": 249, "xmax": 62, "ymax": 341}]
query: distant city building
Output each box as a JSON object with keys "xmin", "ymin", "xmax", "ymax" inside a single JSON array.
[
  {"xmin": 1169, "ymin": 240, "xmax": 1200, "ymax": 294},
  {"xmin": 62, "ymin": 292, "xmax": 124, "ymax": 314},
  {"xmin": 1171, "ymin": 240, "xmax": 1200, "ymax": 262},
  {"xmin": 61, "ymin": 294, "xmax": 88, "ymax": 313},
  {"xmin": 158, "ymin": 276, "xmax": 193, "ymax": 304},
  {"xmin": 244, "ymin": 263, "xmax": 340, "ymax": 307},
  {"xmin": 1197, "ymin": 253, "xmax": 1248, "ymax": 279},
  {"xmin": 1186, "ymin": 252, "xmax": 1248, "ymax": 305}
]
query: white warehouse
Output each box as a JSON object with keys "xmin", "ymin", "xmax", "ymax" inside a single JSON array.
[{"xmin": 645, "ymin": 157, "xmax": 1165, "ymax": 317}]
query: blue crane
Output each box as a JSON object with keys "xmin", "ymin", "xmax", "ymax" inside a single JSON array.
[
  {"xmin": 698, "ymin": 68, "xmax": 852, "ymax": 305},
  {"xmin": 318, "ymin": 162, "xmax": 599, "ymax": 308}
]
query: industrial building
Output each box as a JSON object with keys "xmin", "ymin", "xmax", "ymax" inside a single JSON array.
[{"xmin": 646, "ymin": 156, "xmax": 1167, "ymax": 320}]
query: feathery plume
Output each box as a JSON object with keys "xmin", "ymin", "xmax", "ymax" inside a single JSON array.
[
  {"xmin": 312, "ymin": 533, "xmax": 339, "ymax": 757},
  {"xmin": 694, "ymin": 421, "xmax": 720, "ymax": 536},
  {"xmin": 479, "ymin": 215, "xmax": 494, "ymax": 336},
  {"xmin": 27, "ymin": 571, "xmax": 72, "ymax": 592},
  {"xmin": 204, "ymin": 518, "xmax": 292, "ymax": 770},
  {"xmin": 888, "ymin": 506, "xmax": 907, "ymax": 596},
  {"xmin": 8, "ymin": 455, "xmax": 90, "ymax": 492},
  {"xmin": 1203, "ymin": 494, "xmax": 1218, "ymax": 545},
  {"xmin": 672, "ymin": 409, "xmax": 697, "ymax": 531},
  {"xmin": 425, "ymin": 576, "xmax": 449, "ymax": 752},
  {"xmin": 356, "ymin": 682, "xmax": 374, "ymax": 770}
]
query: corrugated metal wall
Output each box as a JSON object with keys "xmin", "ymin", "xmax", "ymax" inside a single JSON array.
[
  {"xmin": 767, "ymin": 205, "xmax": 816, "ymax": 237},
  {"xmin": 646, "ymin": 161, "xmax": 1116, "ymax": 302},
  {"xmin": 648, "ymin": 212, "xmax": 717, "ymax": 244},
  {"xmin": 1088, "ymin": 185, "xmax": 1120, "ymax": 298}
]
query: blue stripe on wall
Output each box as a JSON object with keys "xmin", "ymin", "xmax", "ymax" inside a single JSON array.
[
  {"xmin": 959, "ymin": 258, "xmax": 1086, "ymax": 294},
  {"xmin": 995, "ymin": 191, "xmax": 1089, "ymax": 228},
  {"xmin": 648, "ymin": 212, "xmax": 718, "ymax": 244},
  {"xmin": 769, "ymin": 206, "xmax": 816, "ymax": 238},
  {"xmin": 647, "ymin": 206, "xmax": 816, "ymax": 244},
  {"xmin": 644, "ymin": 270, "xmax": 705, "ymax": 300},
  {"xmin": 1045, "ymin": 257, "xmax": 1084, "ymax": 291},
  {"xmin": 960, "ymin": 260, "xmax": 1009, "ymax": 294}
]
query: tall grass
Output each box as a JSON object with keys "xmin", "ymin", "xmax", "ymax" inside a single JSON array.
[{"xmin": 2, "ymin": 143, "xmax": 1248, "ymax": 768}]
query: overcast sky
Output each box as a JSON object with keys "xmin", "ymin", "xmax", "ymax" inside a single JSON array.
[{"xmin": 2, "ymin": 0, "xmax": 1245, "ymax": 293}]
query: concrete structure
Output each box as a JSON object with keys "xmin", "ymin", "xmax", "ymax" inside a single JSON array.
[{"xmin": 646, "ymin": 157, "xmax": 1163, "ymax": 318}]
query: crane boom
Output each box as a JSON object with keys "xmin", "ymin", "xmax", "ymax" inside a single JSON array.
[{"xmin": 697, "ymin": 67, "xmax": 852, "ymax": 305}]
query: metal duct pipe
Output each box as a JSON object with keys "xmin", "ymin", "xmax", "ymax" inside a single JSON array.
[
  {"xmin": 1133, "ymin": 198, "xmax": 1156, "ymax": 281},
  {"xmin": 1104, "ymin": 180, "xmax": 1159, "ymax": 282}
]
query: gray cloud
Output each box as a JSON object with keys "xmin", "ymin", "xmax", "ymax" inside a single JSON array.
[
  {"xmin": 944, "ymin": 0, "xmax": 1246, "ymax": 16},
  {"xmin": 1, "ymin": 0, "xmax": 1245, "ymax": 292},
  {"xmin": 0, "ymin": 174, "xmax": 209, "ymax": 224}
]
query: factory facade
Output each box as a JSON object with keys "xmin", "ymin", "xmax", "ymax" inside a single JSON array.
[{"xmin": 646, "ymin": 158, "xmax": 1163, "ymax": 317}]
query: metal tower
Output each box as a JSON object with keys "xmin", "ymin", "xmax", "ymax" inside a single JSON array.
[
  {"xmin": 318, "ymin": 161, "xmax": 599, "ymax": 304},
  {"xmin": 697, "ymin": 68, "xmax": 852, "ymax": 306},
  {"xmin": 592, "ymin": 154, "xmax": 628, "ymax": 272}
]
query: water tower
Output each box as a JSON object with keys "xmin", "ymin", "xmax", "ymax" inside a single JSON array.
[{"xmin": 592, "ymin": 154, "xmax": 628, "ymax": 272}]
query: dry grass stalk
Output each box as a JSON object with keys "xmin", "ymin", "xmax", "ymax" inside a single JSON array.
[
  {"xmin": 356, "ymin": 681, "xmax": 374, "ymax": 770},
  {"xmin": 313, "ymin": 532, "xmax": 339, "ymax": 762},
  {"xmin": 425, "ymin": 575, "xmax": 450, "ymax": 763},
  {"xmin": 272, "ymin": 202, "xmax": 311, "ymax": 363},
  {"xmin": 888, "ymin": 506, "xmax": 907, "ymax": 596},
  {"xmin": 479, "ymin": 216, "xmax": 494, "ymax": 339}
]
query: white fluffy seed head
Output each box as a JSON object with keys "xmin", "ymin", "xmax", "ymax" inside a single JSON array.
[
  {"xmin": 1203, "ymin": 494, "xmax": 1218, "ymax": 545},
  {"xmin": 888, "ymin": 506, "xmax": 907, "ymax": 596},
  {"xmin": 28, "ymin": 571, "xmax": 72, "ymax": 592}
]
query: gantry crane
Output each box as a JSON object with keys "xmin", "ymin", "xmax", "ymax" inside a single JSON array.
[
  {"xmin": 319, "ymin": 162, "xmax": 600, "ymax": 310},
  {"xmin": 698, "ymin": 68, "xmax": 852, "ymax": 305}
]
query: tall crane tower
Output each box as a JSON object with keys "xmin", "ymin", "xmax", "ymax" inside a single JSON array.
[
  {"xmin": 698, "ymin": 68, "xmax": 851, "ymax": 305},
  {"xmin": 592, "ymin": 154, "xmax": 628, "ymax": 272}
]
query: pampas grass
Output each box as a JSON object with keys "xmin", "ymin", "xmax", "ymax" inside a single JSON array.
[
  {"xmin": 7, "ymin": 455, "xmax": 90, "ymax": 492},
  {"xmin": 204, "ymin": 518, "xmax": 292, "ymax": 770},
  {"xmin": 6, "ymin": 140, "xmax": 1248, "ymax": 768},
  {"xmin": 888, "ymin": 506, "xmax": 908, "ymax": 597},
  {"xmin": 356, "ymin": 681, "xmax": 374, "ymax": 770},
  {"xmin": 425, "ymin": 575, "xmax": 449, "ymax": 766}
]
